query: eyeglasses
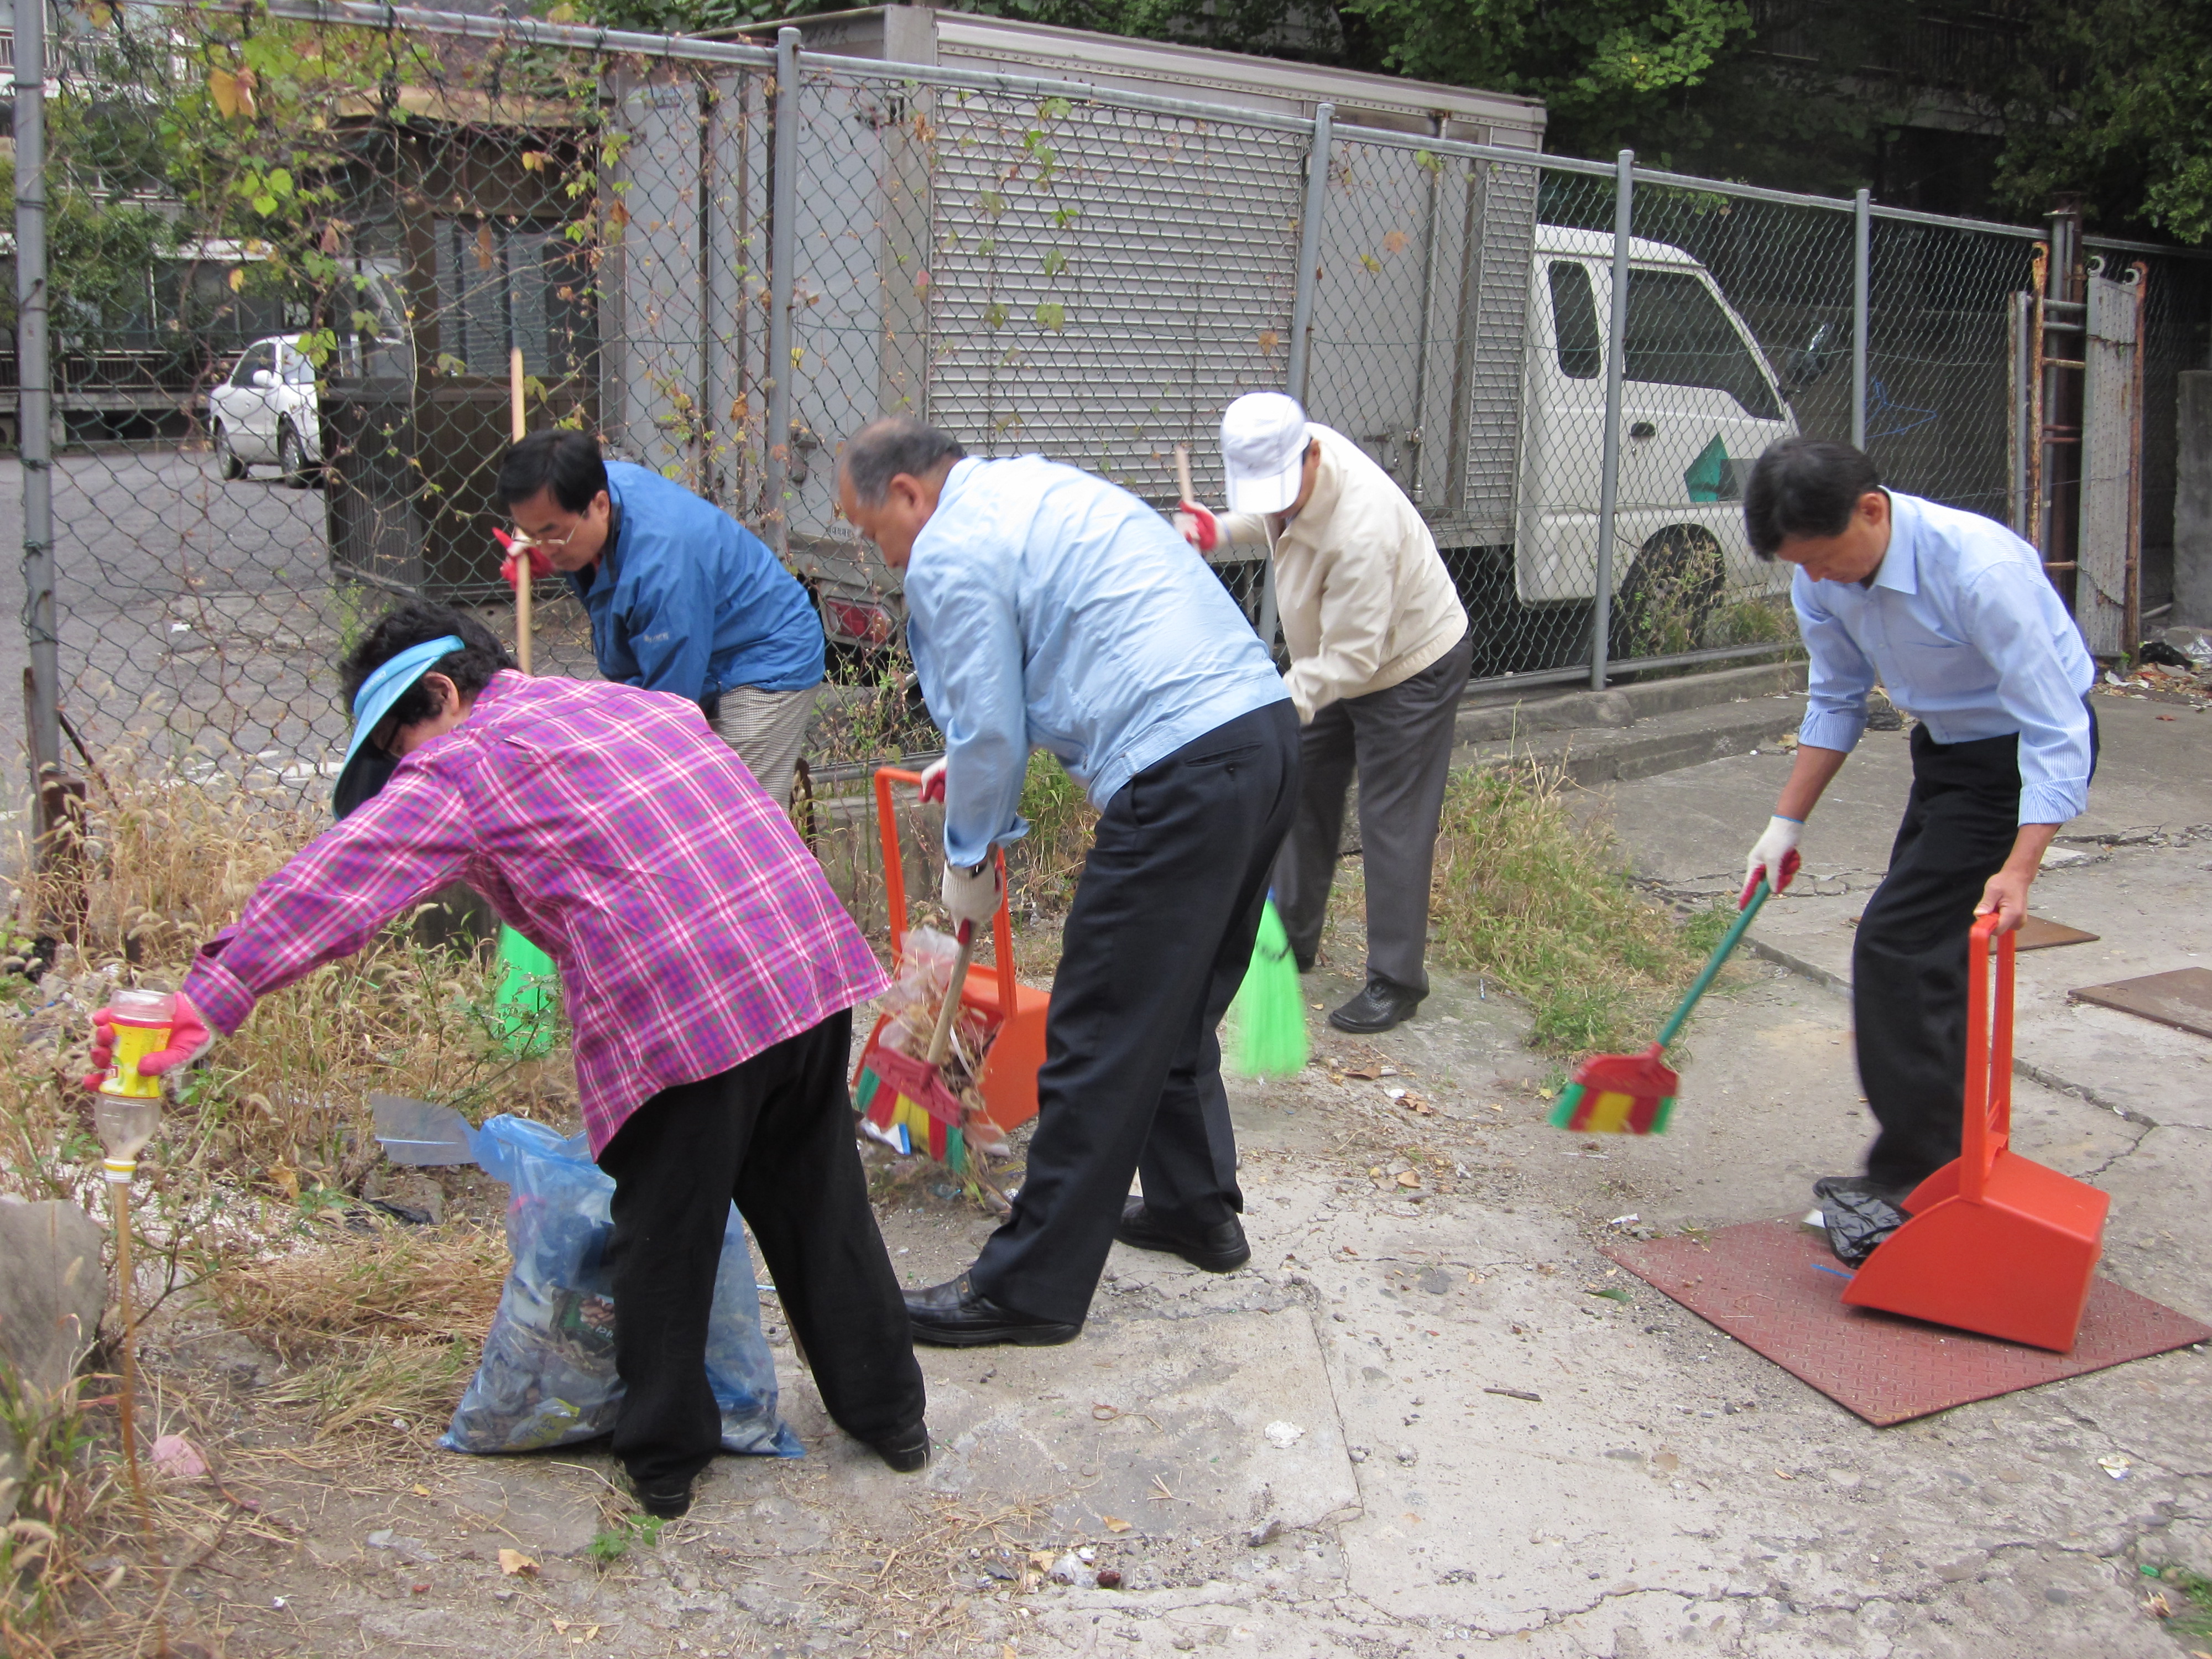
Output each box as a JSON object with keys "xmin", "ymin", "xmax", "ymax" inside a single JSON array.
[{"xmin": 510, "ymin": 519, "xmax": 585, "ymax": 554}]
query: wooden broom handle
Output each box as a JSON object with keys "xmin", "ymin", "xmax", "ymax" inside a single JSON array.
[
  {"xmin": 509, "ymin": 347, "xmax": 531, "ymax": 674},
  {"xmin": 1173, "ymin": 443, "xmax": 1196, "ymax": 508}
]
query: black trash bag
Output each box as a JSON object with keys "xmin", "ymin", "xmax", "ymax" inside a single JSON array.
[{"xmin": 1813, "ymin": 1178, "xmax": 1910, "ymax": 1267}]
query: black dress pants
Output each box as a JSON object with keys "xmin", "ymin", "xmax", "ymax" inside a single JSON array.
[
  {"xmin": 1853, "ymin": 707, "xmax": 2096, "ymax": 1187},
  {"xmin": 597, "ymin": 1009, "xmax": 925, "ymax": 1489},
  {"xmin": 1274, "ymin": 632, "xmax": 1473, "ymax": 994},
  {"xmin": 967, "ymin": 701, "xmax": 1301, "ymax": 1327}
]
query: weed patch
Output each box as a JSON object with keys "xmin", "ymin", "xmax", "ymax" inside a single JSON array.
[{"xmin": 1429, "ymin": 763, "xmax": 1731, "ymax": 1054}]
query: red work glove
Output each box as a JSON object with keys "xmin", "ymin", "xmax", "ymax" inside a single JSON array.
[
  {"xmin": 84, "ymin": 993, "xmax": 216, "ymax": 1092},
  {"xmin": 493, "ymin": 528, "xmax": 551, "ymax": 589},
  {"xmin": 1174, "ymin": 503, "xmax": 1219, "ymax": 554},
  {"xmin": 918, "ymin": 757, "xmax": 947, "ymax": 804}
]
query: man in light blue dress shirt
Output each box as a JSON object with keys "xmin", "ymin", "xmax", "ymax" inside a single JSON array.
[
  {"xmin": 837, "ymin": 417, "xmax": 1298, "ymax": 1347},
  {"xmin": 1739, "ymin": 439, "xmax": 2096, "ymax": 1220}
]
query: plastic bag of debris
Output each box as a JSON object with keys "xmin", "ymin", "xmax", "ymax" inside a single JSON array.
[
  {"xmin": 441, "ymin": 1114, "xmax": 800, "ymax": 1458},
  {"xmin": 1814, "ymin": 1178, "xmax": 1909, "ymax": 1267}
]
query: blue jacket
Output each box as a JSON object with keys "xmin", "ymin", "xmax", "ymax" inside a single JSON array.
[{"xmin": 568, "ymin": 462, "xmax": 823, "ymax": 703}]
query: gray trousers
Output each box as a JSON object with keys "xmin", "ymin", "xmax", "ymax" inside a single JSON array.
[
  {"xmin": 707, "ymin": 681, "xmax": 820, "ymax": 811},
  {"xmin": 1272, "ymin": 632, "xmax": 1471, "ymax": 995}
]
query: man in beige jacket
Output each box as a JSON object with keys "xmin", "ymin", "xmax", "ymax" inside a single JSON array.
[{"xmin": 1178, "ymin": 393, "xmax": 1471, "ymax": 1032}]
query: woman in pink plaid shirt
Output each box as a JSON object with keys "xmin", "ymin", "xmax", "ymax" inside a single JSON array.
[{"xmin": 88, "ymin": 602, "xmax": 926, "ymax": 1519}]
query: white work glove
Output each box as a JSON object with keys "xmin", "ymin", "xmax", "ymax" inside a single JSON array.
[
  {"xmin": 1740, "ymin": 815, "xmax": 1804, "ymax": 909},
  {"xmin": 941, "ymin": 856, "xmax": 1002, "ymax": 929},
  {"xmin": 1173, "ymin": 503, "xmax": 1220, "ymax": 554}
]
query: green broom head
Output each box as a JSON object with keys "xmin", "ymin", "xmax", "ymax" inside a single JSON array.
[
  {"xmin": 1227, "ymin": 898, "xmax": 1308, "ymax": 1079},
  {"xmin": 494, "ymin": 926, "xmax": 559, "ymax": 1057}
]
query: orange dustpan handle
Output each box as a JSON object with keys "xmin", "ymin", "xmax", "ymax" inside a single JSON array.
[
  {"xmin": 873, "ymin": 767, "xmax": 1018, "ymax": 1009},
  {"xmin": 1961, "ymin": 914, "xmax": 2013, "ymax": 1202}
]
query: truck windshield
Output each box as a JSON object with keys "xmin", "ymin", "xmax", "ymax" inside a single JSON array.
[{"xmin": 1623, "ymin": 270, "xmax": 1780, "ymax": 420}]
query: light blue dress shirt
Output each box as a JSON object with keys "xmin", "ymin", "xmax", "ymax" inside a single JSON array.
[
  {"xmin": 905, "ymin": 455, "xmax": 1290, "ymax": 868},
  {"xmin": 1794, "ymin": 490, "xmax": 2096, "ymax": 824}
]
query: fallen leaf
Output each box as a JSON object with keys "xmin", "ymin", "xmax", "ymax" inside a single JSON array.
[
  {"xmin": 412, "ymin": 1484, "xmax": 431, "ymax": 1496},
  {"xmin": 1029, "ymin": 1551, "xmax": 1056, "ymax": 1571},
  {"xmin": 1344, "ymin": 1063, "xmax": 1383, "ymax": 1079},
  {"xmin": 1383, "ymin": 229, "xmax": 1410, "ymax": 254},
  {"xmin": 1652, "ymin": 1451, "xmax": 1679, "ymax": 1473},
  {"xmin": 1395, "ymin": 1171, "xmax": 1421, "ymax": 1188},
  {"xmin": 1104, "ymin": 1516, "xmax": 1131, "ymax": 1533},
  {"xmin": 1005, "ymin": 1647, "xmax": 1019, "ymax": 1659},
  {"xmin": 1257, "ymin": 329, "xmax": 1280, "ymax": 355},
  {"xmin": 499, "ymin": 1548, "xmax": 539, "ymax": 1577},
  {"xmin": 1774, "ymin": 1468, "xmax": 1794, "ymax": 1480}
]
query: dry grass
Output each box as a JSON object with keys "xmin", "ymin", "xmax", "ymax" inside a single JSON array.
[
  {"xmin": 1430, "ymin": 761, "xmax": 1731, "ymax": 1054},
  {"xmin": 206, "ymin": 1223, "xmax": 507, "ymax": 1356}
]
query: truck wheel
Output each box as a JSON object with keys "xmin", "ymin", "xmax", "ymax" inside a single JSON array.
[{"xmin": 1610, "ymin": 526, "xmax": 1727, "ymax": 664}]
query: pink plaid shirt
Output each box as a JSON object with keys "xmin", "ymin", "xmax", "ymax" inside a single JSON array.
[{"xmin": 183, "ymin": 672, "xmax": 886, "ymax": 1155}]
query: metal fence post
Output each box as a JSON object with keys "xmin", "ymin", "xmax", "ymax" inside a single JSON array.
[
  {"xmin": 764, "ymin": 26, "xmax": 799, "ymax": 557},
  {"xmin": 1851, "ymin": 186, "xmax": 1871, "ymax": 450},
  {"xmin": 16, "ymin": 0, "xmax": 60, "ymax": 822},
  {"xmin": 1589, "ymin": 148, "xmax": 1632, "ymax": 692},
  {"xmin": 1285, "ymin": 101, "xmax": 1332, "ymax": 406},
  {"xmin": 1259, "ymin": 98, "xmax": 1333, "ymax": 653}
]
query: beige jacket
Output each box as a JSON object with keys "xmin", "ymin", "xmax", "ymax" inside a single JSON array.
[{"xmin": 1219, "ymin": 423, "xmax": 1468, "ymax": 723}]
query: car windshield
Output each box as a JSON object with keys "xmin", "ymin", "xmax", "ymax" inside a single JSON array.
[{"xmin": 1623, "ymin": 270, "xmax": 1780, "ymax": 420}]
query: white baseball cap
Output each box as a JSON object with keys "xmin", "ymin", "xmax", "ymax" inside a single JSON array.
[{"xmin": 1220, "ymin": 392, "xmax": 1312, "ymax": 514}]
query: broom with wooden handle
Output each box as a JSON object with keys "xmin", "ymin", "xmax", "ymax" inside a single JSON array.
[
  {"xmin": 494, "ymin": 347, "xmax": 556, "ymax": 1053},
  {"xmin": 1178, "ymin": 442, "xmax": 1309, "ymax": 1080}
]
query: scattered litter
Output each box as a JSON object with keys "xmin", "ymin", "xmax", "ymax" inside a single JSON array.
[
  {"xmin": 1048, "ymin": 1552, "xmax": 1086, "ymax": 1585},
  {"xmin": 1395, "ymin": 1445, "xmax": 1418, "ymax": 1466},
  {"xmin": 1076, "ymin": 1546, "xmax": 1097, "ymax": 1564},
  {"xmin": 1247, "ymin": 1519, "xmax": 1282, "ymax": 1547},
  {"xmin": 498, "ymin": 1548, "xmax": 539, "ymax": 1577},
  {"xmin": 1095, "ymin": 1568, "xmax": 1124, "ymax": 1589},
  {"xmin": 1605, "ymin": 1214, "xmax": 1640, "ymax": 1229},
  {"xmin": 151, "ymin": 1434, "xmax": 207, "ymax": 1479},
  {"xmin": 1264, "ymin": 1420, "xmax": 1305, "ymax": 1448},
  {"xmin": 366, "ymin": 1530, "xmax": 438, "ymax": 1565},
  {"xmin": 1483, "ymin": 1387, "xmax": 1542, "ymax": 1403},
  {"xmin": 2099, "ymin": 1454, "xmax": 2133, "ymax": 1480}
]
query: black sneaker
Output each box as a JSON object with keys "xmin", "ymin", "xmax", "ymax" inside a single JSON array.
[
  {"xmin": 627, "ymin": 1475, "xmax": 693, "ymax": 1521},
  {"xmin": 870, "ymin": 1422, "xmax": 932, "ymax": 1473}
]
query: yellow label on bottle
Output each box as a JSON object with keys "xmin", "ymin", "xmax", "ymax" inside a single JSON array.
[{"xmin": 99, "ymin": 1020, "xmax": 172, "ymax": 1099}]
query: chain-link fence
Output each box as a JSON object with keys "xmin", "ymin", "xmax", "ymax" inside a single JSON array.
[{"xmin": 13, "ymin": 0, "xmax": 2210, "ymax": 868}]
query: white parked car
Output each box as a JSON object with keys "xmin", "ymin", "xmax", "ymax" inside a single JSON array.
[{"xmin": 208, "ymin": 335, "xmax": 322, "ymax": 487}]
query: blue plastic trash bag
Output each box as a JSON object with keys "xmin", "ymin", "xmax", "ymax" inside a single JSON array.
[{"xmin": 441, "ymin": 1114, "xmax": 801, "ymax": 1458}]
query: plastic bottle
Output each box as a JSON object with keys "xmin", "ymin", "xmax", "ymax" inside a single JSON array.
[{"xmin": 96, "ymin": 988, "xmax": 175, "ymax": 1107}]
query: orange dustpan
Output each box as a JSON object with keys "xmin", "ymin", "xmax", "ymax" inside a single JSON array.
[
  {"xmin": 1841, "ymin": 915, "xmax": 2110, "ymax": 1352},
  {"xmin": 850, "ymin": 767, "xmax": 1050, "ymax": 1168}
]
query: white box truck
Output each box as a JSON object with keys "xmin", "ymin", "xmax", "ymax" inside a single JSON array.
[{"xmin": 602, "ymin": 7, "xmax": 1813, "ymax": 674}]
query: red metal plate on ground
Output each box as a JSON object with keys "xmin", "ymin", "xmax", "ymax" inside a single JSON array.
[
  {"xmin": 2068, "ymin": 967, "xmax": 2212, "ymax": 1039},
  {"xmin": 2014, "ymin": 916, "xmax": 2099, "ymax": 951},
  {"xmin": 1606, "ymin": 1220, "xmax": 2212, "ymax": 1426}
]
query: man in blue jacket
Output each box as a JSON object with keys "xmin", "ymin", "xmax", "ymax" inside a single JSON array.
[
  {"xmin": 837, "ymin": 416, "xmax": 1298, "ymax": 1348},
  {"xmin": 498, "ymin": 431, "xmax": 825, "ymax": 806}
]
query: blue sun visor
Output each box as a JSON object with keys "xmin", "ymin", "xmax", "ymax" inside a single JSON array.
[{"xmin": 332, "ymin": 634, "xmax": 463, "ymax": 819}]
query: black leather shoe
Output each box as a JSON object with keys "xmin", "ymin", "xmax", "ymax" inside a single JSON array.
[
  {"xmin": 870, "ymin": 1422, "xmax": 932, "ymax": 1473},
  {"xmin": 1328, "ymin": 977, "xmax": 1423, "ymax": 1034},
  {"xmin": 1115, "ymin": 1199, "xmax": 1251, "ymax": 1272},
  {"xmin": 904, "ymin": 1274, "xmax": 1079, "ymax": 1348}
]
